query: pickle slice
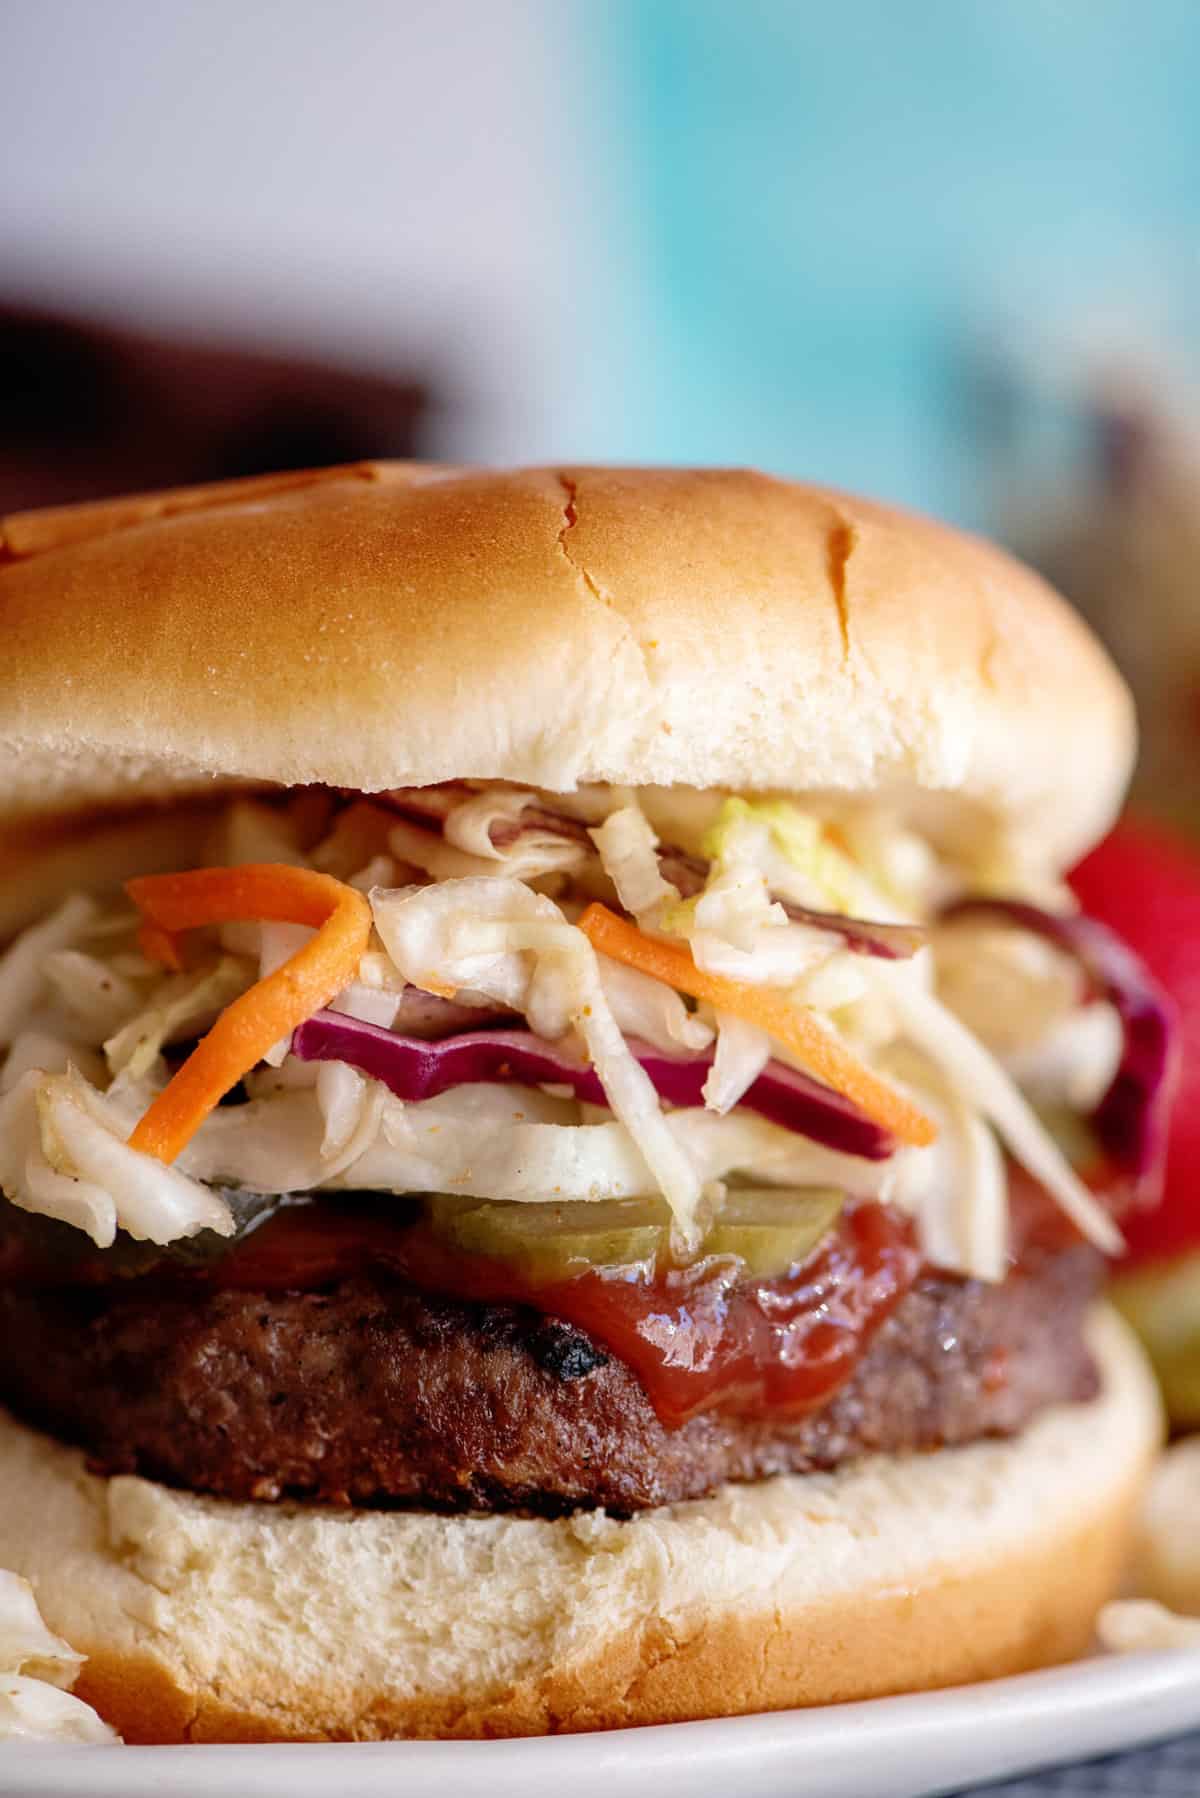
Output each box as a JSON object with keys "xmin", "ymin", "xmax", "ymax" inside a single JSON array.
[
  {"xmin": 1112, "ymin": 1251, "xmax": 1200, "ymax": 1427},
  {"xmin": 703, "ymin": 1187, "xmax": 843, "ymax": 1276},
  {"xmin": 436, "ymin": 1197, "xmax": 672, "ymax": 1283},
  {"xmin": 428, "ymin": 1188, "xmax": 844, "ymax": 1284}
]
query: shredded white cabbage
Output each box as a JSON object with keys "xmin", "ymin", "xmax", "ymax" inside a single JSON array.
[
  {"xmin": 161, "ymin": 1080, "xmax": 571, "ymax": 1194},
  {"xmin": 328, "ymin": 981, "xmax": 403, "ymax": 1029},
  {"xmin": 104, "ymin": 956, "xmax": 252, "ymax": 1080},
  {"xmin": 1, "ymin": 1026, "xmax": 103, "ymax": 1094},
  {"xmin": 934, "ymin": 922, "xmax": 1085, "ymax": 1053},
  {"xmin": 443, "ymin": 788, "xmax": 588, "ymax": 880},
  {"xmin": 0, "ymin": 1572, "xmax": 80, "ymax": 1691},
  {"xmin": 385, "ymin": 818, "xmax": 502, "ymax": 882},
  {"xmin": 309, "ymin": 801, "xmax": 395, "ymax": 880},
  {"xmin": 390, "ymin": 810, "xmax": 586, "ymax": 885},
  {"xmin": 343, "ymin": 1095, "xmax": 816, "ymax": 1207},
  {"xmin": 878, "ymin": 964, "xmax": 1123, "ymax": 1254},
  {"xmin": 823, "ymin": 809, "xmax": 943, "ymax": 916},
  {"xmin": 0, "ymin": 789, "xmax": 1140, "ymax": 1263},
  {"xmin": 589, "ymin": 804, "xmax": 678, "ymax": 918},
  {"xmin": 371, "ymin": 878, "xmax": 707, "ymax": 1240},
  {"xmin": 689, "ymin": 872, "xmax": 838, "ymax": 985},
  {"xmin": 258, "ymin": 922, "xmax": 315, "ymax": 1067},
  {"xmin": 347, "ymin": 853, "xmax": 397, "ymax": 894},
  {"xmin": 0, "ymin": 1675, "xmax": 118, "ymax": 1744},
  {"xmin": 0, "ymin": 1571, "xmax": 117, "ymax": 1744},
  {"xmin": 703, "ymin": 797, "xmax": 896, "ymax": 917},
  {"xmin": 23, "ymin": 1065, "xmax": 851, "ymax": 1217},
  {"xmin": 702, "ymin": 1013, "xmax": 771, "ymax": 1116},
  {"xmin": 242, "ymin": 1057, "xmax": 320, "ymax": 1098},
  {"xmin": 214, "ymin": 798, "xmax": 308, "ymax": 868},
  {"xmin": 315, "ymin": 1061, "xmax": 387, "ymax": 1172},
  {"xmin": 30, "ymin": 1068, "xmax": 234, "ymax": 1246},
  {"xmin": 791, "ymin": 949, "xmax": 870, "ymax": 1014},
  {"xmin": 40, "ymin": 950, "xmax": 142, "ymax": 1041},
  {"xmin": 181, "ymin": 1083, "xmax": 897, "ymax": 1209},
  {"xmin": 0, "ymin": 895, "xmax": 97, "ymax": 1049},
  {"xmin": 595, "ymin": 955, "xmax": 714, "ymax": 1054},
  {"xmin": 0, "ymin": 1072, "xmax": 118, "ymax": 1245},
  {"xmin": 1002, "ymin": 1002, "xmax": 1124, "ymax": 1113},
  {"xmin": 884, "ymin": 1052, "xmax": 1008, "ymax": 1281}
]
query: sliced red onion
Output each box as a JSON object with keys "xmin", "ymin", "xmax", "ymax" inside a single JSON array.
[
  {"xmin": 941, "ymin": 897, "xmax": 1179, "ymax": 1203},
  {"xmin": 291, "ymin": 1013, "xmax": 896, "ymax": 1162}
]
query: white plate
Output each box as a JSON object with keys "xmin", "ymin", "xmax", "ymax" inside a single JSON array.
[{"xmin": 3, "ymin": 1651, "xmax": 1200, "ymax": 1798}]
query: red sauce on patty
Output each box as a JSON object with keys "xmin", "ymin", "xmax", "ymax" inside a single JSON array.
[
  {"xmin": 0, "ymin": 1161, "xmax": 1118, "ymax": 1429},
  {"xmin": 181, "ymin": 1197, "xmax": 922, "ymax": 1427}
]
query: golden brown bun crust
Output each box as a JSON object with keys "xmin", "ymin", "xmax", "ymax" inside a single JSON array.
[
  {"xmin": 0, "ymin": 462, "xmax": 1132, "ymax": 872},
  {"xmin": 0, "ymin": 1308, "xmax": 1161, "ymax": 1742}
]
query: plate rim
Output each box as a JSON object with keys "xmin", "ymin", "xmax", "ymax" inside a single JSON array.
[{"xmin": 1, "ymin": 1648, "xmax": 1199, "ymax": 1798}]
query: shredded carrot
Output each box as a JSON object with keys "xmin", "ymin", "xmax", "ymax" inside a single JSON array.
[
  {"xmin": 578, "ymin": 903, "xmax": 937, "ymax": 1149},
  {"xmin": 125, "ymin": 864, "xmax": 372, "ymax": 1163},
  {"xmin": 137, "ymin": 918, "xmax": 186, "ymax": 973}
]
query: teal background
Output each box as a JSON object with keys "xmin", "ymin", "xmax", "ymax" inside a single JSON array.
[{"xmin": 592, "ymin": 2, "xmax": 1200, "ymax": 525}]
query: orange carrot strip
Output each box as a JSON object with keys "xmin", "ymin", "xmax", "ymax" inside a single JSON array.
[
  {"xmin": 578, "ymin": 903, "xmax": 937, "ymax": 1149},
  {"xmin": 137, "ymin": 918, "xmax": 186, "ymax": 973},
  {"xmin": 125, "ymin": 864, "xmax": 372, "ymax": 1163}
]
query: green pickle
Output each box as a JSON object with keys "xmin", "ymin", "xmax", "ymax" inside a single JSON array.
[
  {"xmin": 430, "ymin": 1186, "xmax": 844, "ymax": 1283},
  {"xmin": 1111, "ymin": 1252, "xmax": 1200, "ymax": 1428},
  {"xmin": 439, "ymin": 1197, "xmax": 672, "ymax": 1283},
  {"xmin": 703, "ymin": 1187, "xmax": 844, "ymax": 1275}
]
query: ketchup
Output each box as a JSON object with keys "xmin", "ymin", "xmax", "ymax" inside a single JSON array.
[
  {"xmin": 1, "ymin": 1168, "xmax": 1109, "ymax": 1431},
  {"xmin": 169, "ymin": 1197, "xmax": 922, "ymax": 1428}
]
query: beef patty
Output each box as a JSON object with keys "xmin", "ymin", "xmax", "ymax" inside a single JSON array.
[{"xmin": 0, "ymin": 1236, "xmax": 1101, "ymax": 1515}]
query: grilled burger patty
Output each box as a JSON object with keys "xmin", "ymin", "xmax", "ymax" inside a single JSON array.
[{"xmin": 0, "ymin": 1236, "xmax": 1102, "ymax": 1515}]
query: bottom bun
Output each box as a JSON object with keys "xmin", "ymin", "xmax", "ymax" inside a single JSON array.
[{"xmin": 0, "ymin": 1305, "xmax": 1161, "ymax": 1743}]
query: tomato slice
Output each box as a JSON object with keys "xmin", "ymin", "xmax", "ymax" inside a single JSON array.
[{"xmin": 1071, "ymin": 816, "xmax": 1200, "ymax": 1265}]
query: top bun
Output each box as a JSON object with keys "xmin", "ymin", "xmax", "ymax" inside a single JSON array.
[{"xmin": 0, "ymin": 462, "xmax": 1133, "ymax": 871}]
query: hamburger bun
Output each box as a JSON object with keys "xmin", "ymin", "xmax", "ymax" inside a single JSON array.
[
  {"xmin": 0, "ymin": 468, "xmax": 1154, "ymax": 1743},
  {"xmin": 0, "ymin": 1306, "xmax": 1160, "ymax": 1744},
  {"xmin": 0, "ymin": 463, "xmax": 1132, "ymax": 872}
]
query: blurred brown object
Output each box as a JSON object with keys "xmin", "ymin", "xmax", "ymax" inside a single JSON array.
[
  {"xmin": 1014, "ymin": 375, "xmax": 1200, "ymax": 836},
  {"xmin": 0, "ymin": 300, "xmax": 431, "ymax": 513}
]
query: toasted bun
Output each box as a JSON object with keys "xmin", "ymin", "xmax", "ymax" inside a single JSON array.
[
  {"xmin": 0, "ymin": 463, "xmax": 1132, "ymax": 872},
  {"xmin": 0, "ymin": 1307, "xmax": 1159, "ymax": 1743}
]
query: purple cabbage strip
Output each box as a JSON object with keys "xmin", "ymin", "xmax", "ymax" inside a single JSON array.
[
  {"xmin": 292, "ymin": 1014, "xmax": 896, "ymax": 1163},
  {"xmin": 942, "ymin": 897, "xmax": 1180, "ymax": 1203}
]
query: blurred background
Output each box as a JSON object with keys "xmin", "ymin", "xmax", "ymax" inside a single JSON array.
[{"xmin": 4, "ymin": 0, "xmax": 1200, "ymax": 820}]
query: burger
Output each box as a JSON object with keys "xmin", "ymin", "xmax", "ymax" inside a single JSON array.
[{"xmin": 0, "ymin": 463, "xmax": 1170, "ymax": 1743}]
